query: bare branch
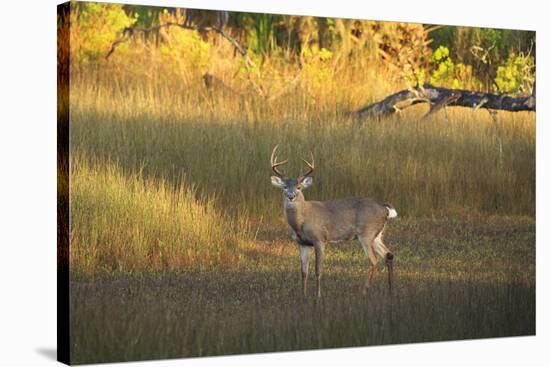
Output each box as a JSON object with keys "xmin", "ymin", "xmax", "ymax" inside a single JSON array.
[{"xmin": 106, "ymin": 22, "xmax": 255, "ymax": 69}]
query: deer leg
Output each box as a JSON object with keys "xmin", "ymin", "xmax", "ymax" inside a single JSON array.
[
  {"xmin": 299, "ymin": 245, "xmax": 310, "ymax": 296},
  {"xmin": 386, "ymin": 252, "xmax": 394, "ymax": 293},
  {"xmin": 359, "ymin": 236, "xmax": 378, "ymax": 295},
  {"xmin": 314, "ymin": 243, "xmax": 324, "ymax": 298},
  {"xmin": 374, "ymin": 234, "xmax": 394, "ymax": 293},
  {"xmin": 362, "ymin": 263, "xmax": 378, "ymax": 296}
]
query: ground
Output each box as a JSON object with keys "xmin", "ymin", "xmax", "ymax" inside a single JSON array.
[{"xmin": 70, "ymin": 215, "xmax": 535, "ymax": 364}]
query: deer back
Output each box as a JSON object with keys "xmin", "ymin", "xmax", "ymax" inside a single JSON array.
[{"xmin": 291, "ymin": 197, "xmax": 390, "ymax": 244}]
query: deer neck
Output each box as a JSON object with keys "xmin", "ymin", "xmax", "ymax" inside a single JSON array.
[{"xmin": 284, "ymin": 196, "xmax": 307, "ymax": 234}]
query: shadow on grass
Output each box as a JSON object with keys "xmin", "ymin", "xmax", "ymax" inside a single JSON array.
[
  {"xmin": 70, "ymin": 116, "xmax": 536, "ymax": 219},
  {"xmin": 69, "ymin": 269, "xmax": 535, "ymax": 365}
]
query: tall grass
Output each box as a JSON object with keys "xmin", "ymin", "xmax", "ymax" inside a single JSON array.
[
  {"xmin": 70, "ymin": 155, "xmax": 250, "ymax": 275},
  {"xmin": 70, "ymin": 79, "xmax": 535, "ymax": 274},
  {"xmin": 67, "ymin": 13, "xmax": 535, "ymax": 274},
  {"xmin": 71, "ymin": 91, "xmax": 535, "ymax": 220}
]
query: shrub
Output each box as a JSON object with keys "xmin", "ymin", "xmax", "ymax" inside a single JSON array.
[
  {"xmin": 429, "ymin": 46, "xmax": 482, "ymax": 90},
  {"xmin": 494, "ymin": 53, "xmax": 535, "ymax": 94},
  {"xmin": 157, "ymin": 10, "xmax": 212, "ymax": 75},
  {"xmin": 70, "ymin": 3, "xmax": 136, "ymax": 65},
  {"xmin": 301, "ymin": 45, "xmax": 334, "ymax": 92}
]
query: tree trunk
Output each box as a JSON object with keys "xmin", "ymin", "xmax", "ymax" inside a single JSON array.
[{"xmin": 351, "ymin": 84, "xmax": 536, "ymax": 120}]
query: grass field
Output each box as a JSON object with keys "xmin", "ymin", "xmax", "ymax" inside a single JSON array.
[
  {"xmin": 66, "ymin": 25, "xmax": 536, "ymax": 363},
  {"xmin": 68, "ymin": 94, "xmax": 535, "ymax": 363},
  {"xmin": 69, "ymin": 81, "xmax": 535, "ymax": 272},
  {"xmin": 70, "ymin": 216, "xmax": 535, "ymax": 364}
]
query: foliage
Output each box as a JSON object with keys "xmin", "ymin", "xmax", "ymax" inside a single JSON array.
[
  {"xmin": 65, "ymin": 4, "xmax": 536, "ymax": 96},
  {"xmin": 70, "ymin": 2, "xmax": 136, "ymax": 65},
  {"xmin": 430, "ymin": 26, "xmax": 535, "ymax": 91},
  {"xmin": 246, "ymin": 13, "xmax": 279, "ymax": 56},
  {"xmin": 157, "ymin": 10, "xmax": 212, "ymax": 75},
  {"xmin": 372, "ymin": 22, "xmax": 433, "ymax": 87},
  {"xmin": 429, "ymin": 46, "xmax": 482, "ymax": 90},
  {"xmin": 127, "ymin": 4, "xmax": 162, "ymax": 28},
  {"xmin": 494, "ymin": 53, "xmax": 535, "ymax": 94},
  {"xmin": 301, "ymin": 45, "xmax": 334, "ymax": 94}
]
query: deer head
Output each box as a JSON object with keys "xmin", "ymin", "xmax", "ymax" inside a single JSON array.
[{"xmin": 270, "ymin": 145, "xmax": 314, "ymax": 203}]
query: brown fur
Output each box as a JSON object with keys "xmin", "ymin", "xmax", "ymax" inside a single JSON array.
[{"xmin": 274, "ymin": 181, "xmax": 396, "ymax": 297}]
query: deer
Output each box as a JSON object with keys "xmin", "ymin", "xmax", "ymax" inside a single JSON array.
[{"xmin": 269, "ymin": 145, "xmax": 397, "ymax": 298}]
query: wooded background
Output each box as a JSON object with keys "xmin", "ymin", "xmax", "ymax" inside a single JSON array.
[{"xmin": 64, "ymin": 2, "xmax": 535, "ymax": 106}]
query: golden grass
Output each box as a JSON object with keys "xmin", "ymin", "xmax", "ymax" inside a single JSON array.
[
  {"xmin": 67, "ymin": 23, "xmax": 535, "ymax": 275},
  {"xmin": 70, "ymin": 155, "xmax": 251, "ymax": 275}
]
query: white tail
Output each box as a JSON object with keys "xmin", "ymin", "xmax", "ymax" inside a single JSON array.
[{"xmin": 386, "ymin": 205, "xmax": 398, "ymax": 219}]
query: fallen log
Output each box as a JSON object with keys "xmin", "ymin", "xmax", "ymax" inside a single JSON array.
[{"xmin": 351, "ymin": 84, "xmax": 536, "ymax": 120}]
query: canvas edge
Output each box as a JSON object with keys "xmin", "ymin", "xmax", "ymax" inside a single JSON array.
[{"xmin": 57, "ymin": 1, "xmax": 71, "ymax": 365}]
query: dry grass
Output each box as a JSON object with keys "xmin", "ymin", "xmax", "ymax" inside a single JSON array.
[
  {"xmin": 70, "ymin": 155, "xmax": 251, "ymax": 274},
  {"xmin": 69, "ymin": 78, "xmax": 535, "ymax": 274}
]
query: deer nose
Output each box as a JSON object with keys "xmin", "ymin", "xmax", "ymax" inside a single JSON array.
[{"xmin": 287, "ymin": 192, "xmax": 296, "ymax": 200}]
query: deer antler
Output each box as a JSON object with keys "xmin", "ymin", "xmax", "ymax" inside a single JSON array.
[
  {"xmin": 270, "ymin": 145, "xmax": 288, "ymax": 178},
  {"xmin": 298, "ymin": 152, "xmax": 315, "ymax": 181}
]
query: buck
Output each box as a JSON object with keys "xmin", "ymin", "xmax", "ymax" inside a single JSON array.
[{"xmin": 270, "ymin": 145, "xmax": 397, "ymax": 297}]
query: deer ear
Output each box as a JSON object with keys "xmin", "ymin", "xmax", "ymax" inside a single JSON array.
[
  {"xmin": 271, "ymin": 176, "xmax": 286, "ymax": 189},
  {"xmin": 300, "ymin": 176, "xmax": 313, "ymax": 188}
]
